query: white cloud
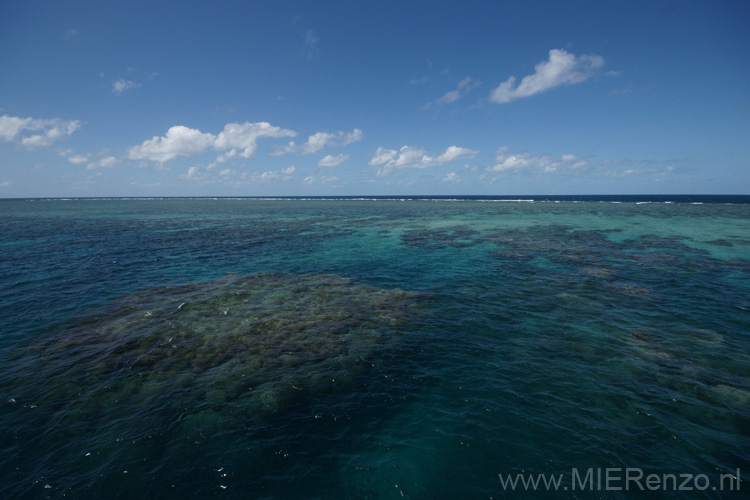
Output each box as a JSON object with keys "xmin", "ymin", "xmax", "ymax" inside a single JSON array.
[
  {"xmin": 484, "ymin": 148, "xmax": 679, "ymax": 180},
  {"xmin": 269, "ymin": 142, "xmax": 296, "ymax": 156},
  {"xmin": 0, "ymin": 116, "xmax": 28, "ymax": 141},
  {"xmin": 183, "ymin": 164, "xmax": 235, "ymax": 182},
  {"xmin": 127, "ymin": 125, "xmax": 216, "ymax": 163},
  {"xmin": 369, "ymin": 145, "xmax": 479, "ymax": 176},
  {"xmin": 369, "ymin": 147, "xmax": 397, "ymax": 166},
  {"xmin": 211, "ymin": 149, "xmax": 238, "ymax": 167},
  {"xmin": 186, "ymin": 166, "xmax": 201, "ymax": 179},
  {"xmin": 250, "ymin": 165, "xmax": 296, "ymax": 182},
  {"xmin": 270, "ymin": 128, "xmax": 362, "ymax": 156},
  {"xmin": 99, "ymin": 156, "xmax": 119, "ymax": 168},
  {"xmin": 603, "ymin": 164, "xmax": 675, "ymax": 178},
  {"xmin": 303, "ymin": 175, "xmax": 339, "ymax": 185},
  {"xmin": 317, "ymin": 153, "xmax": 349, "ymax": 167},
  {"xmin": 0, "ymin": 181, "xmax": 10, "ymax": 187},
  {"xmin": 0, "ymin": 114, "xmax": 81, "ymax": 148},
  {"xmin": 86, "ymin": 156, "xmax": 119, "ymax": 170},
  {"xmin": 490, "ymin": 49, "xmax": 604, "ymax": 104},
  {"xmin": 487, "ymin": 147, "xmax": 589, "ymax": 174},
  {"xmin": 442, "ymin": 172, "xmax": 460, "ymax": 183},
  {"xmin": 427, "ymin": 76, "xmax": 480, "ymax": 108},
  {"xmin": 127, "ymin": 121, "xmax": 296, "ymax": 164},
  {"xmin": 214, "ymin": 122, "xmax": 296, "ymax": 158},
  {"xmin": 58, "ymin": 148, "xmax": 118, "ymax": 169},
  {"xmin": 67, "ymin": 154, "xmax": 89, "ymax": 164},
  {"xmin": 112, "ymin": 79, "xmax": 141, "ymax": 95}
]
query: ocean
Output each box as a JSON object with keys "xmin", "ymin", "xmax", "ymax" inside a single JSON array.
[{"xmin": 1, "ymin": 196, "xmax": 748, "ymax": 499}]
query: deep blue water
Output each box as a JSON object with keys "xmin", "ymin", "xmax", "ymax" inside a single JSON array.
[{"xmin": 1, "ymin": 197, "xmax": 749, "ymax": 499}]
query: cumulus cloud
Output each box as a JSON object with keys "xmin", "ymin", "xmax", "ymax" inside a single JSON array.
[
  {"xmin": 112, "ymin": 79, "xmax": 141, "ymax": 95},
  {"xmin": 490, "ymin": 49, "xmax": 604, "ymax": 104},
  {"xmin": 127, "ymin": 121, "xmax": 296, "ymax": 163},
  {"xmin": 317, "ymin": 153, "xmax": 349, "ymax": 167},
  {"xmin": 487, "ymin": 147, "xmax": 589, "ymax": 174},
  {"xmin": 214, "ymin": 122, "xmax": 296, "ymax": 158},
  {"xmin": 270, "ymin": 128, "xmax": 362, "ymax": 156},
  {"xmin": 0, "ymin": 114, "xmax": 81, "ymax": 148},
  {"xmin": 442, "ymin": 172, "xmax": 460, "ymax": 183},
  {"xmin": 369, "ymin": 145, "xmax": 479, "ymax": 176},
  {"xmin": 127, "ymin": 125, "xmax": 216, "ymax": 163}
]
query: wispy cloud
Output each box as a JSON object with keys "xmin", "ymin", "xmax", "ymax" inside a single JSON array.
[
  {"xmin": 602, "ymin": 164, "xmax": 676, "ymax": 178},
  {"xmin": 369, "ymin": 145, "xmax": 479, "ymax": 176},
  {"xmin": 304, "ymin": 29, "xmax": 319, "ymax": 58},
  {"xmin": 66, "ymin": 154, "xmax": 89, "ymax": 164},
  {"xmin": 64, "ymin": 28, "xmax": 79, "ymax": 41},
  {"xmin": 184, "ymin": 164, "xmax": 298, "ymax": 185},
  {"xmin": 489, "ymin": 49, "xmax": 604, "ymax": 104},
  {"xmin": 270, "ymin": 128, "xmax": 362, "ymax": 156},
  {"xmin": 485, "ymin": 146, "xmax": 678, "ymax": 180},
  {"xmin": 409, "ymin": 75, "xmax": 430, "ymax": 85},
  {"xmin": 317, "ymin": 153, "xmax": 349, "ymax": 167},
  {"xmin": 110, "ymin": 70, "xmax": 158, "ymax": 96},
  {"xmin": 184, "ymin": 165, "xmax": 203, "ymax": 180},
  {"xmin": 248, "ymin": 165, "xmax": 296, "ymax": 182},
  {"xmin": 442, "ymin": 172, "xmax": 460, "ymax": 183},
  {"xmin": 58, "ymin": 149, "xmax": 118, "ymax": 170},
  {"xmin": 0, "ymin": 114, "xmax": 81, "ymax": 148},
  {"xmin": 303, "ymin": 175, "xmax": 339, "ymax": 186},
  {"xmin": 424, "ymin": 76, "xmax": 481, "ymax": 108},
  {"xmin": 112, "ymin": 79, "xmax": 141, "ymax": 95},
  {"xmin": 87, "ymin": 156, "xmax": 119, "ymax": 170}
]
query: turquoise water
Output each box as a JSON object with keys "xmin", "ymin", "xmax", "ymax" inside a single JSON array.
[{"xmin": 1, "ymin": 198, "xmax": 749, "ymax": 499}]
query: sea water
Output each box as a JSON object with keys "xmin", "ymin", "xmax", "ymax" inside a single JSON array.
[{"xmin": 0, "ymin": 197, "xmax": 748, "ymax": 499}]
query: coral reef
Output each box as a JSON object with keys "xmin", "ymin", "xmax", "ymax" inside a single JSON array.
[{"xmin": 31, "ymin": 273, "xmax": 423, "ymax": 418}]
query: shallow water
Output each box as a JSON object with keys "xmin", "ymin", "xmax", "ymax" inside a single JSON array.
[{"xmin": 1, "ymin": 198, "xmax": 749, "ymax": 499}]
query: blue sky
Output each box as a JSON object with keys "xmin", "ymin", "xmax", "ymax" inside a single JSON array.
[{"xmin": 1, "ymin": 0, "xmax": 748, "ymax": 197}]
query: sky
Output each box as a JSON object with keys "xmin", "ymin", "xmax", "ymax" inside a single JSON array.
[{"xmin": 1, "ymin": 0, "xmax": 748, "ymax": 197}]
